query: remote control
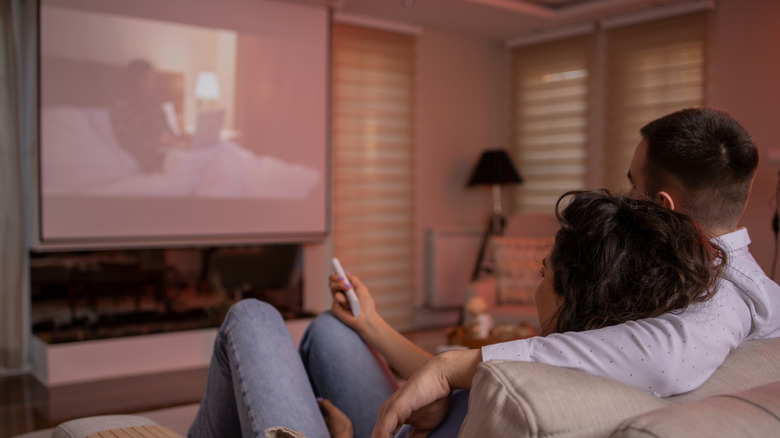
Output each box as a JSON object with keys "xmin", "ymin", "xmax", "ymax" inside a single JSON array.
[{"xmin": 332, "ymin": 257, "xmax": 360, "ymax": 317}]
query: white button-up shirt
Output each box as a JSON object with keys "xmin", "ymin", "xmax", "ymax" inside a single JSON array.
[{"xmin": 481, "ymin": 228, "xmax": 780, "ymax": 397}]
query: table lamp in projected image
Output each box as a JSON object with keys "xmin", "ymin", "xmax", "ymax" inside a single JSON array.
[
  {"xmin": 194, "ymin": 71, "xmax": 221, "ymax": 110},
  {"xmin": 468, "ymin": 148, "xmax": 523, "ymax": 280}
]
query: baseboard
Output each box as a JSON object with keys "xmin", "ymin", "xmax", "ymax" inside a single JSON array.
[{"xmin": 30, "ymin": 318, "xmax": 313, "ymax": 387}]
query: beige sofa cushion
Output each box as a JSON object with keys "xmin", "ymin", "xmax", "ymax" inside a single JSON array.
[
  {"xmin": 459, "ymin": 361, "xmax": 670, "ymax": 438},
  {"xmin": 460, "ymin": 338, "xmax": 780, "ymax": 438},
  {"xmin": 53, "ymin": 416, "xmax": 164, "ymax": 438},
  {"xmin": 85, "ymin": 426, "xmax": 180, "ymax": 438},
  {"xmin": 666, "ymin": 337, "xmax": 780, "ymax": 404},
  {"xmin": 611, "ymin": 381, "xmax": 780, "ymax": 438}
]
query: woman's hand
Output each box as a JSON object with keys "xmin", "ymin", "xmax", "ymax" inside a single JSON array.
[
  {"xmin": 328, "ymin": 272, "xmax": 377, "ymax": 336},
  {"xmin": 329, "ymin": 269, "xmax": 433, "ymax": 379},
  {"xmin": 370, "ymin": 349, "xmax": 482, "ymax": 438},
  {"xmin": 318, "ymin": 398, "xmax": 354, "ymax": 438}
]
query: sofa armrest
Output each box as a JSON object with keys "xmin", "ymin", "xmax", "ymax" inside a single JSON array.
[
  {"xmin": 51, "ymin": 415, "xmax": 307, "ymax": 438},
  {"xmin": 52, "ymin": 415, "xmax": 179, "ymax": 438},
  {"xmin": 459, "ymin": 361, "xmax": 669, "ymax": 438}
]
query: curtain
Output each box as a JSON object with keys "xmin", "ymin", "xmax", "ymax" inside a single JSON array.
[{"xmin": 0, "ymin": 0, "xmax": 32, "ymax": 371}]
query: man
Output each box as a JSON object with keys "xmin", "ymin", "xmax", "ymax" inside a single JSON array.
[
  {"xmin": 110, "ymin": 59, "xmax": 187, "ymax": 174},
  {"xmin": 371, "ymin": 108, "xmax": 780, "ymax": 436}
]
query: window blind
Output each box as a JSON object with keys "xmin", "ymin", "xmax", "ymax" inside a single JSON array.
[
  {"xmin": 331, "ymin": 24, "xmax": 416, "ymax": 329},
  {"xmin": 604, "ymin": 13, "xmax": 708, "ymax": 190},
  {"xmin": 510, "ymin": 36, "xmax": 592, "ymax": 213},
  {"xmin": 510, "ymin": 12, "xmax": 707, "ymax": 212}
]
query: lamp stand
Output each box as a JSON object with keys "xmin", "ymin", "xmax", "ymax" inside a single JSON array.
[{"xmin": 471, "ymin": 184, "xmax": 506, "ymax": 281}]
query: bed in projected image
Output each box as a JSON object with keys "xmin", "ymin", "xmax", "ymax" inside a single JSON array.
[
  {"xmin": 41, "ymin": 59, "xmax": 319, "ymax": 200},
  {"xmin": 37, "ymin": 0, "xmax": 328, "ymax": 244}
]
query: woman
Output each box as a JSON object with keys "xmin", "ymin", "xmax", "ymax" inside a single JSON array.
[{"xmin": 188, "ymin": 190, "xmax": 725, "ymax": 438}]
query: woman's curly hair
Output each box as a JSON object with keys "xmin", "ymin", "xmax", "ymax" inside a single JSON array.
[{"xmin": 549, "ymin": 190, "xmax": 727, "ymax": 333}]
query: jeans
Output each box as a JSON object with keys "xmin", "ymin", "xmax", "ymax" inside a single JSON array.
[
  {"xmin": 299, "ymin": 307, "xmax": 399, "ymax": 438},
  {"xmin": 188, "ymin": 299, "xmax": 398, "ymax": 438}
]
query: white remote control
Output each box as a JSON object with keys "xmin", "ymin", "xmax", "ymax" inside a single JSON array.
[{"xmin": 332, "ymin": 257, "xmax": 360, "ymax": 317}]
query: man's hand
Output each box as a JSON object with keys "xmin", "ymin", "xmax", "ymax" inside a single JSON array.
[
  {"xmin": 318, "ymin": 398, "xmax": 354, "ymax": 438},
  {"xmin": 405, "ymin": 396, "xmax": 451, "ymax": 438},
  {"xmin": 370, "ymin": 349, "xmax": 482, "ymax": 438}
]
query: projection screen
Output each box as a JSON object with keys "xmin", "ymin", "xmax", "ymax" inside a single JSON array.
[{"xmin": 37, "ymin": 0, "xmax": 329, "ymax": 247}]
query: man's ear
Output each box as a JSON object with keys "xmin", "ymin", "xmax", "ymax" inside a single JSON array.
[{"xmin": 657, "ymin": 191, "xmax": 676, "ymax": 210}]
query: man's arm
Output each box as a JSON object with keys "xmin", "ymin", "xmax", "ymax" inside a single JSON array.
[
  {"xmin": 371, "ymin": 349, "xmax": 482, "ymax": 438},
  {"xmin": 482, "ymin": 282, "xmax": 750, "ymax": 396}
]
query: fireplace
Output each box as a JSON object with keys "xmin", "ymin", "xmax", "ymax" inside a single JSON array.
[{"xmin": 30, "ymin": 244, "xmax": 309, "ymax": 344}]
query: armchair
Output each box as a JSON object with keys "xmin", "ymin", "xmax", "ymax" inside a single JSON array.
[{"xmin": 463, "ymin": 213, "xmax": 558, "ymax": 329}]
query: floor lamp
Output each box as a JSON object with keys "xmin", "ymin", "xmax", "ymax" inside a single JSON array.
[{"xmin": 468, "ymin": 149, "xmax": 523, "ymax": 280}]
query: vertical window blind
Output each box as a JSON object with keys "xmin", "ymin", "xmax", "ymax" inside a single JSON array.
[
  {"xmin": 604, "ymin": 13, "xmax": 708, "ymax": 189},
  {"xmin": 331, "ymin": 24, "xmax": 416, "ymax": 329},
  {"xmin": 510, "ymin": 36, "xmax": 592, "ymax": 213},
  {"xmin": 511, "ymin": 12, "xmax": 707, "ymax": 212}
]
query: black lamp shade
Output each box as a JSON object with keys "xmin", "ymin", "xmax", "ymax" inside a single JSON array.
[{"xmin": 468, "ymin": 149, "xmax": 523, "ymax": 186}]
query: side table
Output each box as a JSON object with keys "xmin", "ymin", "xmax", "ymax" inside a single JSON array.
[{"xmin": 446, "ymin": 323, "xmax": 536, "ymax": 349}]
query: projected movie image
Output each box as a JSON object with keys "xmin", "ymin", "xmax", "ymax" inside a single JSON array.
[{"xmin": 38, "ymin": 0, "xmax": 328, "ymax": 242}]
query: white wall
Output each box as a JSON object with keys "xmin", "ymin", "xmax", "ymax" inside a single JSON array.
[{"xmin": 709, "ymin": 0, "xmax": 780, "ymax": 275}]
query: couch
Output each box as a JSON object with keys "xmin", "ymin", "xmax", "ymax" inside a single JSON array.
[
  {"xmin": 51, "ymin": 336, "xmax": 780, "ymax": 437},
  {"xmin": 461, "ymin": 336, "xmax": 780, "ymax": 437}
]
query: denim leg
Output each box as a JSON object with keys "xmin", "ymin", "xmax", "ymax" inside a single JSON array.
[
  {"xmin": 189, "ymin": 299, "xmax": 329, "ymax": 438},
  {"xmin": 299, "ymin": 311, "xmax": 399, "ymax": 438}
]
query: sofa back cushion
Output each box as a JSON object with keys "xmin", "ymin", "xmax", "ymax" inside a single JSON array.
[
  {"xmin": 459, "ymin": 361, "xmax": 669, "ymax": 438},
  {"xmin": 666, "ymin": 337, "xmax": 780, "ymax": 404},
  {"xmin": 611, "ymin": 381, "xmax": 780, "ymax": 438},
  {"xmin": 460, "ymin": 337, "xmax": 780, "ymax": 437}
]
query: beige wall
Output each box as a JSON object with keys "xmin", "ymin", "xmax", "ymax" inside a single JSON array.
[
  {"xmin": 413, "ymin": 30, "xmax": 509, "ymax": 306},
  {"xmin": 710, "ymin": 0, "xmax": 780, "ymax": 274}
]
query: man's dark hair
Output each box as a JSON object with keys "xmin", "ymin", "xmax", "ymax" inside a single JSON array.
[
  {"xmin": 549, "ymin": 190, "xmax": 726, "ymax": 333},
  {"xmin": 640, "ymin": 107, "xmax": 758, "ymax": 230},
  {"xmin": 126, "ymin": 59, "xmax": 153, "ymax": 76}
]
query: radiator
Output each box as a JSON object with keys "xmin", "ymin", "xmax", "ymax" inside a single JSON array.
[{"xmin": 424, "ymin": 227, "xmax": 483, "ymax": 309}]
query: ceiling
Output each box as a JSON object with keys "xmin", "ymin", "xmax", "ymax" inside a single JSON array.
[{"xmin": 297, "ymin": 0, "xmax": 709, "ymax": 42}]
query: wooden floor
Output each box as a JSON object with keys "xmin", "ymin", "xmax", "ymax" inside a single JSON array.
[{"xmin": 0, "ymin": 327, "xmax": 449, "ymax": 438}]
